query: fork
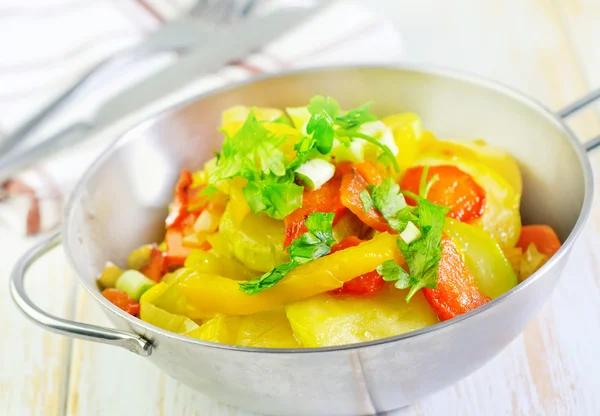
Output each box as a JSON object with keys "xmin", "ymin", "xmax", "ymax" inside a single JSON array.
[{"xmin": 0, "ymin": 0, "xmax": 258, "ymax": 157}]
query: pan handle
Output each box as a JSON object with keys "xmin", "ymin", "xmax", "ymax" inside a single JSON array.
[
  {"xmin": 9, "ymin": 232, "xmax": 153, "ymax": 357},
  {"xmin": 557, "ymin": 88, "xmax": 600, "ymax": 152}
]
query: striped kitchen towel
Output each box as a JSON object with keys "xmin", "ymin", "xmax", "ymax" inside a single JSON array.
[{"xmin": 0, "ymin": 0, "xmax": 404, "ymax": 235}]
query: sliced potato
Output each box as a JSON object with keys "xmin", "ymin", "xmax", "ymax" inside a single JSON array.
[
  {"xmin": 444, "ymin": 218, "xmax": 517, "ymax": 298},
  {"xmin": 219, "ymin": 206, "xmax": 287, "ymax": 273},
  {"xmin": 217, "ymin": 177, "xmax": 287, "ymax": 273},
  {"xmin": 194, "ymin": 308, "xmax": 299, "ymax": 348},
  {"xmin": 285, "ymin": 284, "xmax": 438, "ymax": 347}
]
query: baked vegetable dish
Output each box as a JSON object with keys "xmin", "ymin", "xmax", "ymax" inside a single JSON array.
[{"xmin": 98, "ymin": 96, "xmax": 561, "ymax": 348}]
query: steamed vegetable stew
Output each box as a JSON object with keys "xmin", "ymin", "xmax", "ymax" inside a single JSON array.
[{"xmin": 98, "ymin": 96, "xmax": 562, "ymax": 348}]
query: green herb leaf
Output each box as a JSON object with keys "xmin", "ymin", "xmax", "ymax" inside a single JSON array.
[
  {"xmin": 238, "ymin": 262, "xmax": 296, "ymax": 295},
  {"xmin": 243, "ymin": 177, "xmax": 303, "ymax": 220},
  {"xmin": 307, "ymin": 95, "xmax": 341, "ymax": 119},
  {"xmin": 376, "ymin": 259, "xmax": 410, "ymax": 288},
  {"xmin": 304, "ymin": 96, "xmax": 340, "ymax": 157},
  {"xmin": 418, "ymin": 165, "xmax": 430, "ymax": 198},
  {"xmin": 238, "ymin": 212, "xmax": 336, "ymax": 295},
  {"xmin": 359, "ymin": 189, "xmax": 374, "ymax": 213},
  {"xmin": 336, "ymin": 129, "xmax": 401, "ymax": 172},
  {"xmin": 386, "ymin": 206, "xmax": 418, "ymax": 235},
  {"xmin": 211, "ymin": 111, "xmax": 288, "ymax": 183},
  {"xmin": 306, "ymin": 113, "xmax": 335, "ymax": 154},
  {"xmin": 369, "ymin": 177, "xmax": 448, "ymax": 302},
  {"xmin": 422, "ymin": 175, "xmax": 439, "ymax": 199},
  {"xmin": 397, "ymin": 197, "xmax": 448, "ymax": 301},
  {"xmin": 288, "ymin": 212, "xmax": 336, "ymax": 264},
  {"xmin": 371, "ymin": 177, "xmax": 407, "ymax": 219},
  {"xmin": 335, "ymin": 102, "xmax": 377, "ymax": 129}
]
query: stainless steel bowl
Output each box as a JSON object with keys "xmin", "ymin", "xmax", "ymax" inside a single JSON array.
[{"xmin": 10, "ymin": 66, "xmax": 599, "ymax": 416}]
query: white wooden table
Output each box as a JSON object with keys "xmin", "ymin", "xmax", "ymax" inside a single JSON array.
[{"xmin": 2, "ymin": 0, "xmax": 600, "ymax": 414}]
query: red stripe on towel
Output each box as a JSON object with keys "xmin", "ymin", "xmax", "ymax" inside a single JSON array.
[{"xmin": 135, "ymin": 0, "xmax": 166, "ymax": 24}]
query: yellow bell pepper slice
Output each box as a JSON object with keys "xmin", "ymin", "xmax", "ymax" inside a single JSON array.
[
  {"xmin": 184, "ymin": 249, "xmax": 258, "ymax": 281},
  {"xmin": 179, "ymin": 232, "xmax": 403, "ymax": 316},
  {"xmin": 140, "ymin": 269, "xmax": 191, "ymax": 315},
  {"xmin": 140, "ymin": 302, "xmax": 201, "ymax": 335},
  {"xmin": 411, "ymin": 153, "xmax": 521, "ymax": 248},
  {"xmin": 139, "ymin": 282, "xmax": 201, "ymax": 336},
  {"xmin": 126, "ymin": 244, "xmax": 153, "ymax": 270},
  {"xmin": 97, "ymin": 262, "xmax": 123, "ymax": 289},
  {"xmin": 285, "ymin": 284, "xmax": 438, "ymax": 347},
  {"xmin": 382, "ymin": 112, "xmax": 423, "ymax": 172},
  {"xmin": 195, "ymin": 308, "xmax": 300, "ymax": 348},
  {"xmin": 444, "ymin": 218, "xmax": 517, "ymax": 298}
]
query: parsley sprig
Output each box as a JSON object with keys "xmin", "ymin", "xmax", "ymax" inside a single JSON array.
[
  {"xmin": 369, "ymin": 172, "xmax": 449, "ymax": 301},
  {"xmin": 209, "ymin": 97, "xmax": 398, "ymax": 221},
  {"xmin": 209, "ymin": 111, "xmax": 302, "ymax": 219},
  {"xmin": 238, "ymin": 212, "xmax": 336, "ymax": 295},
  {"xmin": 289, "ymin": 96, "xmax": 397, "ymax": 171}
]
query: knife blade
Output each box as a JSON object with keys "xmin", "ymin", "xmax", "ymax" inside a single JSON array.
[{"xmin": 0, "ymin": 5, "xmax": 319, "ymax": 181}]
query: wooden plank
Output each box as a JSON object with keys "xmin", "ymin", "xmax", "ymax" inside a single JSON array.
[
  {"xmin": 0, "ymin": 232, "xmax": 75, "ymax": 416},
  {"xmin": 379, "ymin": 0, "xmax": 600, "ymax": 414}
]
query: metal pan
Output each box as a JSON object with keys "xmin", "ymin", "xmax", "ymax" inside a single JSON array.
[{"xmin": 9, "ymin": 65, "xmax": 599, "ymax": 416}]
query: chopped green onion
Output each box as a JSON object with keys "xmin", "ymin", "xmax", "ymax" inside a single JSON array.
[
  {"xmin": 116, "ymin": 270, "xmax": 156, "ymax": 301},
  {"xmin": 336, "ymin": 129, "xmax": 401, "ymax": 172},
  {"xmin": 331, "ymin": 138, "xmax": 366, "ymax": 162},
  {"xmin": 358, "ymin": 121, "xmax": 399, "ymax": 156},
  {"xmin": 400, "ymin": 221, "xmax": 422, "ymax": 244},
  {"xmin": 295, "ymin": 159, "xmax": 336, "ymax": 190}
]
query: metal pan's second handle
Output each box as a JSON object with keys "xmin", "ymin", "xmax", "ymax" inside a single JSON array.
[
  {"xmin": 557, "ymin": 88, "xmax": 600, "ymax": 152},
  {"xmin": 9, "ymin": 232, "xmax": 152, "ymax": 357}
]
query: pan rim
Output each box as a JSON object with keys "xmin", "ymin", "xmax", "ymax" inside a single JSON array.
[{"xmin": 63, "ymin": 63, "xmax": 594, "ymax": 355}]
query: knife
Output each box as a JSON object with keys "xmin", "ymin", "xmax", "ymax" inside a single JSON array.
[{"xmin": 0, "ymin": 5, "xmax": 319, "ymax": 181}]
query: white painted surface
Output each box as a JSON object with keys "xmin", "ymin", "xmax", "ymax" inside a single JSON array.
[{"xmin": 2, "ymin": 0, "xmax": 600, "ymax": 414}]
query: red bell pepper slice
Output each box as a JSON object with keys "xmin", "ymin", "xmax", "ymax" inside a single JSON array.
[
  {"xmin": 329, "ymin": 236, "xmax": 385, "ymax": 295},
  {"xmin": 400, "ymin": 165, "xmax": 486, "ymax": 223},
  {"xmin": 422, "ymin": 236, "xmax": 490, "ymax": 321},
  {"xmin": 516, "ymin": 225, "xmax": 561, "ymax": 258},
  {"xmin": 284, "ymin": 168, "xmax": 347, "ymax": 247},
  {"xmin": 165, "ymin": 170, "xmax": 208, "ymax": 229},
  {"xmin": 339, "ymin": 162, "xmax": 390, "ymax": 233},
  {"xmin": 140, "ymin": 245, "xmax": 166, "ymax": 282},
  {"xmin": 101, "ymin": 288, "xmax": 140, "ymax": 316}
]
